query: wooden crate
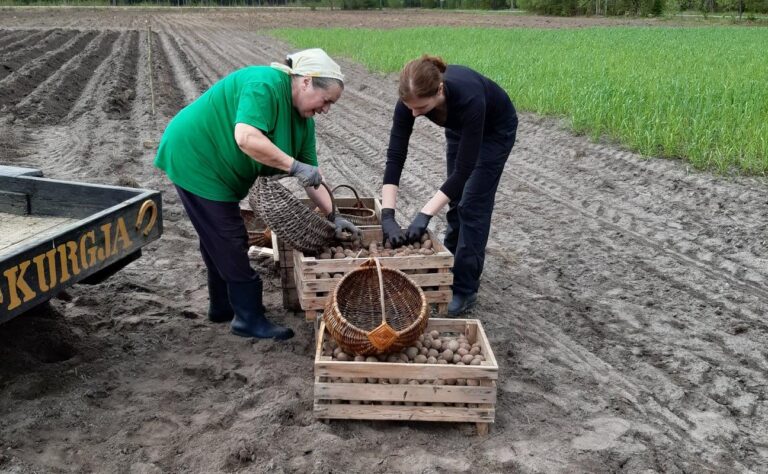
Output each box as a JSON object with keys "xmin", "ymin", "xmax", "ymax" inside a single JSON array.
[
  {"xmin": 314, "ymin": 318, "xmax": 498, "ymax": 435},
  {"xmin": 294, "ymin": 227, "xmax": 453, "ymax": 321}
]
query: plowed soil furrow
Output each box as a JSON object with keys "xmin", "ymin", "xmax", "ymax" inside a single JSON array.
[
  {"xmin": 149, "ymin": 31, "xmax": 186, "ymax": 118},
  {"xmin": 156, "ymin": 23, "xmax": 219, "ymax": 87},
  {"xmin": 0, "ymin": 30, "xmax": 97, "ymax": 114},
  {"xmin": 0, "ymin": 28, "xmax": 46, "ymax": 54},
  {"xmin": 0, "ymin": 30, "xmax": 77, "ymax": 82},
  {"xmin": 17, "ymin": 31, "xmax": 119, "ymax": 125},
  {"xmin": 156, "ymin": 32, "xmax": 205, "ymax": 103},
  {"xmin": 103, "ymin": 31, "xmax": 139, "ymax": 120}
]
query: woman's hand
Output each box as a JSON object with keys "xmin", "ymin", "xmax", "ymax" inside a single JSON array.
[
  {"xmin": 289, "ymin": 160, "xmax": 323, "ymax": 188},
  {"xmin": 405, "ymin": 212, "xmax": 432, "ymax": 243},
  {"xmin": 381, "ymin": 208, "xmax": 405, "ymax": 248},
  {"xmin": 330, "ymin": 214, "xmax": 362, "ymax": 241}
]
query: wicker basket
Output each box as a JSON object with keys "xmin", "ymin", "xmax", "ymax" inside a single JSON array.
[
  {"xmin": 324, "ymin": 258, "xmax": 428, "ymax": 355},
  {"xmin": 332, "ymin": 184, "xmax": 378, "ymax": 226},
  {"xmin": 249, "ymin": 177, "xmax": 336, "ymax": 254}
]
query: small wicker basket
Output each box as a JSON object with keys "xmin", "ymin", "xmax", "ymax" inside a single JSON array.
[
  {"xmin": 324, "ymin": 258, "xmax": 428, "ymax": 355},
  {"xmin": 249, "ymin": 177, "xmax": 336, "ymax": 254},
  {"xmin": 332, "ymin": 184, "xmax": 378, "ymax": 226}
]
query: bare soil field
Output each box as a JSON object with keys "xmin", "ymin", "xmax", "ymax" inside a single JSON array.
[{"xmin": 1, "ymin": 8, "xmax": 767, "ymax": 474}]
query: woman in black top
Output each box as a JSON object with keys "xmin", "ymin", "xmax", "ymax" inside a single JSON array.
[{"xmin": 381, "ymin": 55, "xmax": 517, "ymax": 316}]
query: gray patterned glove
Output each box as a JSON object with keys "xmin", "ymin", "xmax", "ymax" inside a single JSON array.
[{"xmin": 289, "ymin": 160, "xmax": 322, "ymax": 188}]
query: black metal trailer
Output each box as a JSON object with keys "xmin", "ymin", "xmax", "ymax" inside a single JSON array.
[{"xmin": 0, "ymin": 165, "xmax": 163, "ymax": 324}]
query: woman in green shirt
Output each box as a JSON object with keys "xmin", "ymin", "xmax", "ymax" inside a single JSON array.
[{"xmin": 155, "ymin": 48, "xmax": 357, "ymax": 340}]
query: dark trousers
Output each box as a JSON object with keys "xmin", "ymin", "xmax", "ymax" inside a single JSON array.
[
  {"xmin": 444, "ymin": 121, "xmax": 517, "ymax": 296},
  {"xmin": 175, "ymin": 185, "xmax": 257, "ymax": 284}
]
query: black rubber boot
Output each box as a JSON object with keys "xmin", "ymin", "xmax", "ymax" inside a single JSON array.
[
  {"xmin": 207, "ymin": 271, "xmax": 234, "ymax": 323},
  {"xmin": 228, "ymin": 279, "xmax": 294, "ymax": 340}
]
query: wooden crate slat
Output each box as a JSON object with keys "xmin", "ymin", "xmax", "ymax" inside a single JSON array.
[
  {"xmin": 313, "ymin": 402, "xmax": 495, "ymax": 423},
  {"xmin": 315, "ymin": 381, "xmax": 497, "ymax": 404}
]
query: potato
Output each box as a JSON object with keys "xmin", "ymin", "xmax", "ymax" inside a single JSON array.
[
  {"xmin": 469, "ymin": 346, "xmax": 481, "ymax": 356},
  {"xmin": 399, "ymin": 353, "xmax": 410, "ymax": 363},
  {"xmin": 427, "ymin": 348, "xmax": 439, "ymax": 358},
  {"xmin": 319, "ymin": 252, "xmax": 332, "ymax": 260},
  {"xmin": 333, "ymin": 252, "xmax": 345, "ymax": 259},
  {"xmin": 333, "ymin": 347, "xmax": 343, "ymax": 357},
  {"xmin": 386, "ymin": 354, "xmax": 400, "ymax": 363},
  {"xmin": 354, "ymin": 355, "xmax": 366, "ymax": 362},
  {"xmin": 414, "ymin": 354, "xmax": 428, "ymax": 364},
  {"xmin": 446, "ymin": 340, "xmax": 460, "ymax": 352},
  {"xmin": 422, "ymin": 240, "xmax": 433, "ymax": 250},
  {"xmin": 429, "ymin": 330, "xmax": 440, "ymax": 339},
  {"xmin": 430, "ymin": 339, "xmax": 442, "ymax": 351},
  {"xmin": 457, "ymin": 348, "xmax": 469, "ymax": 357},
  {"xmin": 420, "ymin": 346, "xmax": 429, "ymax": 356},
  {"xmin": 426, "ymin": 356, "xmax": 437, "ymax": 364},
  {"xmin": 466, "ymin": 379, "xmax": 479, "ymax": 386},
  {"xmin": 405, "ymin": 347, "xmax": 419, "ymax": 360},
  {"xmin": 470, "ymin": 358, "xmax": 482, "ymax": 365},
  {"xmin": 336, "ymin": 352, "xmax": 352, "ymax": 362},
  {"xmin": 365, "ymin": 356, "xmax": 378, "ymax": 363},
  {"xmin": 441, "ymin": 349, "xmax": 454, "ymax": 361},
  {"xmin": 437, "ymin": 359, "xmax": 448, "ymax": 365},
  {"xmin": 420, "ymin": 233, "xmax": 429, "ymax": 244},
  {"xmin": 461, "ymin": 354, "xmax": 474, "ymax": 364},
  {"xmin": 444, "ymin": 378, "xmax": 457, "ymax": 385},
  {"xmin": 452, "ymin": 354, "xmax": 462, "ymax": 364}
]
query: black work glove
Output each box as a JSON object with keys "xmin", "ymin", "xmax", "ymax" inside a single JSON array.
[
  {"xmin": 329, "ymin": 213, "xmax": 362, "ymax": 241},
  {"xmin": 289, "ymin": 160, "xmax": 322, "ymax": 188},
  {"xmin": 405, "ymin": 212, "xmax": 432, "ymax": 244},
  {"xmin": 380, "ymin": 208, "xmax": 405, "ymax": 248}
]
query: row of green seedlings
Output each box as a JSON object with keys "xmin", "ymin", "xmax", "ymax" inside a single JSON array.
[
  {"xmin": 317, "ymin": 232, "xmax": 435, "ymax": 259},
  {"xmin": 322, "ymin": 330, "xmax": 486, "ymax": 406}
]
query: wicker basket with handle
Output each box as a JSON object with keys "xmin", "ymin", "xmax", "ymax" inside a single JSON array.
[
  {"xmin": 331, "ymin": 184, "xmax": 378, "ymax": 226},
  {"xmin": 249, "ymin": 176, "xmax": 336, "ymax": 254},
  {"xmin": 323, "ymin": 258, "xmax": 428, "ymax": 356}
]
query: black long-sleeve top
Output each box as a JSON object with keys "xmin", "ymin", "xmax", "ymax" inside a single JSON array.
[{"xmin": 383, "ymin": 65, "xmax": 516, "ymax": 201}]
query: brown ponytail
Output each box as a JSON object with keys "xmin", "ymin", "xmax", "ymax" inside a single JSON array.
[{"xmin": 398, "ymin": 55, "xmax": 447, "ymax": 101}]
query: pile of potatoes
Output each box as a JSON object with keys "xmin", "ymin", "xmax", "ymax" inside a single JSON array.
[
  {"xmin": 316, "ymin": 232, "xmax": 435, "ymax": 259},
  {"xmin": 320, "ymin": 329, "xmax": 486, "ymax": 407}
]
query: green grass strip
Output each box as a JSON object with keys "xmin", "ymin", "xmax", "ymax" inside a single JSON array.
[{"xmin": 272, "ymin": 26, "xmax": 768, "ymax": 175}]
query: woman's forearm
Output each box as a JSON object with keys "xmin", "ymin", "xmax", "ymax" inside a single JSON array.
[
  {"xmin": 306, "ymin": 185, "xmax": 333, "ymax": 216},
  {"xmin": 234, "ymin": 123, "xmax": 294, "ymax": 172},
  {"xmin": 382, "ymin": 184, "xmax": 399, "ymax": 209},
  {"xmin": 421, "ymin": 191, "xmax": 450, "ymax": 216}
]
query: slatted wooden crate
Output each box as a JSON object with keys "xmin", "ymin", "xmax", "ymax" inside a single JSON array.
[
  {"xmin": 294, "ymin": 227, "xmax": 453, "ymax": 321},
  {"xmin": 314, "ymin": 318, "xmax": 498, "ymax": 435}
]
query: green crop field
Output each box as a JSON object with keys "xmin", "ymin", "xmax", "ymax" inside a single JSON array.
[{"xmin": 272, "ymin": 26, "xmax": 768, "ymax": 175}]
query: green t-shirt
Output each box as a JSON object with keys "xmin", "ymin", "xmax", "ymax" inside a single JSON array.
[{"xmin": 154, "ymin": 66, "xmax": 317, "ymax": 202}]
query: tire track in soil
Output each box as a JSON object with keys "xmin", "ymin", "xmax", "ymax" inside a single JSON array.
[
  {"xmin": 0, "ymin": 29, "xmax": 77, "ymax": 82},
  {"xmin": 18, "ymin": 31, "xmax": 119, "ymax": 125},
  {"xmin": 0, "ymin": 30, "xmax": 97, "ymax": 114}
]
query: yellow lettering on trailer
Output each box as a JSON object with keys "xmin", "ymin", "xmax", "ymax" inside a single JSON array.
[
  {"xmin": 4, "ymin": 261, "xmax": 37, "ymax": 311},
  {"xmin": 32, "ymin": 248, "xmax": 58, "ymax": 292},
  {"xmin": 112, "ymin": 217, "xmax": 133, "ymax": 254},
  {"xmin": 79, "ymin": 230, "xmax": 98, "ymax": 270}
]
